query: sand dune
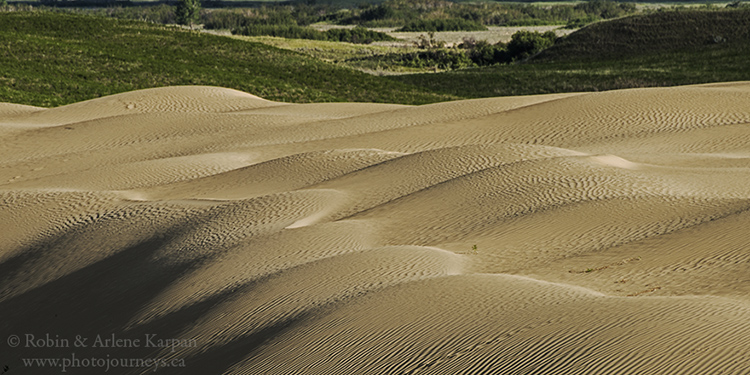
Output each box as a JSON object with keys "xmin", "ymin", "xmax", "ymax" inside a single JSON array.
[{"xmin": 3, "ymin": 84, "xmax": 750, "ymax": 374}]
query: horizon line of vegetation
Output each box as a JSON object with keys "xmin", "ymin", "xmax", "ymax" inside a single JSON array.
[
  {"xmin": 7, "ymin": 0, "xmax": 644, "ymax": 34},
  {"xmin": 14, "ymin": 0, "xmax": 746, "ymax": 44}
]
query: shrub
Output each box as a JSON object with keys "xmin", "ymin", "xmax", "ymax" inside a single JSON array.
[
  {"xmin": 415, "ymin": 31, "xmax": 445, "ymax": 49},
  {"xmin": 467, "ymin": 40, "xmax": 509, "ymax": 65},
  {"xmin": 507, "ymin": 30, "xmax": 557, "ymax": 60},
  {"xmin": 458, "ymin": 31, "xmax": 558, "ymax": 66},
  {"xmin": 175, "ymin": 0, "xmax": 201, "ymax": 27},
  {"xmin": 379, "ymin": 49, "xmax": 474, "ymax": 70}
]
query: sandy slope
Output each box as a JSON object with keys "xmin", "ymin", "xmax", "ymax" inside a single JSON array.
[{"xmin": 2, "ymin": 83, "xmax": 750, "ymax": 374}]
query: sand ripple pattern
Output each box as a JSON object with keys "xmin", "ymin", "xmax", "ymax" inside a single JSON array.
[{"xmin": 3, "ymin": 84, "xmax": 750, "ymax": 374}]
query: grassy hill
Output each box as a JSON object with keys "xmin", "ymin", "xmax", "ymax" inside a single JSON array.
[
  {"xmin": 536, "ymin": 8, "xmax": 750, "ymax": 61},
  {"xmin": 392, "ymin": 8, "xmax": 750, "ymax": 98},
  {"xmin": 0, "ymin": 11, "xmax": 452, "ymax": 107}
]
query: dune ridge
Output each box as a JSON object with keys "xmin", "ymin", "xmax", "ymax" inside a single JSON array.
[{"xmin": 3, "ymin": 84, "xmax": 750, "ymax": 374}]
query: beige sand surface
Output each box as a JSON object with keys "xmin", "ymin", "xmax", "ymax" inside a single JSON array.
[
  {"xmin": 377, "ymin": 26, "xmax": 575, "ymax": 47},
  {"xmin": 2, "ymin": 83, "xmax": 750, "ymax": 374}
]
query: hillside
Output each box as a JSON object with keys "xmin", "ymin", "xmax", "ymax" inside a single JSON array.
[
  {"xmin": 393, "ymin": 9, "xmax": 750, "ymax": 98},
  {"xmin": 536, "ymin": 8, "xmax": 750, "ymax": 61},
  {"xmin": 0, "ymin": 11, "xmax": 452, "ymax": 107}
]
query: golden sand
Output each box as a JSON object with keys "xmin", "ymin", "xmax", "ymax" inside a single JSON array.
[{"xmin": 3, "ymin": 83, "xmax": 750, "ymax": 374}]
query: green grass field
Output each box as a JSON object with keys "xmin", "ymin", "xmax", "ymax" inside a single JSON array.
[
  {"xmin": 1, "ymin": 8, "xmax": 750, "ymax": 108},
  {"xmin": 0, "ymin": 11, "xmax": 453, "ymax": 107}
]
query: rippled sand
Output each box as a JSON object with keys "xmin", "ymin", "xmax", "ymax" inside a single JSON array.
[{"xmin": 3, "ymin": 83, "xmax": 750, "ymax": 374}]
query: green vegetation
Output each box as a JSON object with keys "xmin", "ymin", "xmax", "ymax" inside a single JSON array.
[
  {"xmin": 409, "ymin": 30, "xmax": 558, "ymax": 66},
  {"xmin": 0, "ymin": 11, "xmax": 451, "ymax": 107},
  {"xmin": 232, "ymin": 25, "xmax": 396, "ymax": 44},
  {"xmin": 339, "ymin": 0, "xmax": 636, "ymax": 27},
  {"xmin": 59, "ymin": 0, "xmax": 639, "ymax": 31},
  {"xmin": 336, "ymin": 30, "xmax": 558, "ymax": 73},
  {"xmin": 537, "ymin": 8, "xmax": 750, "ymax": 61},
  {"xmin": 365, "ymin": 49, "xmax": 475, "ymax": 71},
  {"xmin": 394, "ymin": 45, "xmax": 750, "ymax": 98},
  {"xmin": 392, "ymin": 9, "xmax": 750, "ymax": 98},
  {"xmin": 232, "ymin": 35, "xmax": 458, "ymax": 75},
  {"xmin": 324, "ymin": 26, "xmax": 397, "ymax": 43},
  {"xmin": 2, "ymin": 7, "xmax": 750, "ymax": 108},
  {"xmin": 34, "ymin": 0, "xmax": 641, "ymax": 48},
  {"xmin": 74, "ymin": 4, "xmax": 177, "ymax": 24},
  {"xmin": 197, "ymin": 5, "xmax": 396, "ymax": 44},
  {"xmin": 201, "ymin": 4, "xmax": 326, "ymax": 29},
  {"xmin": 563, "ymin": 16, "xmax": 598, "ymax": 29},
  {"xmin": 175, "ymin": 0, "xmax": 201, "ymax": 28},
  {"xmin": 397, "ymin": 18, "xmax": 487, "ymax": 32},
  {"xmin": 507, "ymin": 30, "xmax": 557, "ymax": 60}
]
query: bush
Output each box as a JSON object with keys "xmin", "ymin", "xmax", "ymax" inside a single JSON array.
[
  {"xmin": 175, "ymin": 0, "xmax": 201, "ymax": 27},
  {"xmin": 507, "ymin": 30, "xmax": 557, "ymax": 60},
  {"xmin": 466, "ymin": 40, "xmax": 509, "ymax": 66},
  {"xmin": 456, "ymin": 30, "xmax": 559, "ymax": 67},
  {"xmin": 415, "ymin": 31, "xmax": 445, "ymax": 49}
]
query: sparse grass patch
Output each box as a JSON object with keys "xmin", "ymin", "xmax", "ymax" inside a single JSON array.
[{"xmin": 626, "ymin": 286, "xmax": 661, "ymax": 297}]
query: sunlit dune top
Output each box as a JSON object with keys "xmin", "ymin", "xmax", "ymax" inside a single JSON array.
[{"xmin": 0, "ymin": 86, "xmax": 283, "ymax": 129}]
